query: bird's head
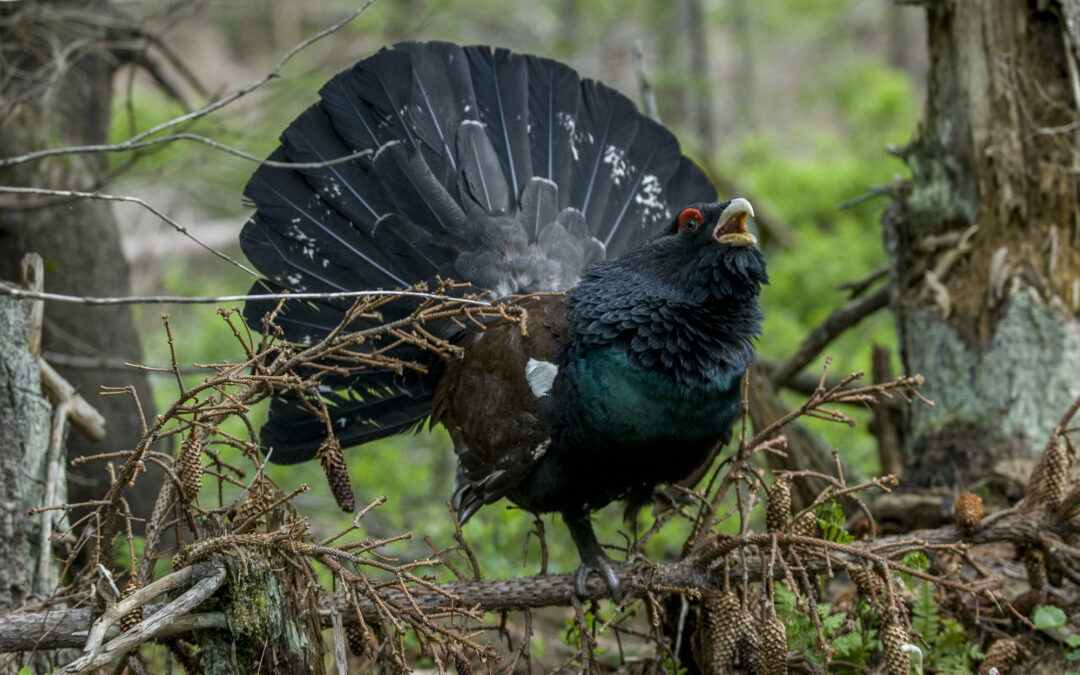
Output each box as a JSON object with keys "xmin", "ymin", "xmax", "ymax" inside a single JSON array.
[
  {"xmin": 654, "ymin": 197, "xmax": 768, "ymax": 303},
  {"xmin": 667, "ymin": 198, "xmax": 758, "ymax": 248}
]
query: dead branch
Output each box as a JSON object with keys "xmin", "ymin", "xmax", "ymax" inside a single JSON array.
[
  {"xmin": 769, "ymin": 284, "xmax": 890, "ymax": 388},
  {"xmin": 0, "ymin": 504, "xmax": 1056, "ymax": 652}
]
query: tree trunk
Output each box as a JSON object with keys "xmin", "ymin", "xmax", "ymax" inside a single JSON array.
[
  {"xmin": 884, "ymin": 0, "xmax": 1080, "ymax": 488},
  {"xmin": 0, "ymin": 2, "xmax": 161, "ymax": 532},
  {"xmin": 681, "ymin": 0, "xmax": 714, "ymax": 147},
  {"xmin": 0, "ymin": 298, "xmax": 54, "ymax": 613}
]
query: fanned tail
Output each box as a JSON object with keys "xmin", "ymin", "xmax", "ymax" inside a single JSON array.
[{"xmin": 240, "ymin": 41, "xmax": 717, "ymax": 462}]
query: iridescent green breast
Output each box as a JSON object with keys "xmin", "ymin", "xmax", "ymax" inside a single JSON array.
[{"xmin": 566, "ymin": 348, "xmax": 741, "ymax": 447}]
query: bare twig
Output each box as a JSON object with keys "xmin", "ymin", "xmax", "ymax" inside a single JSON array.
[{"xmin": 769, "ymin": 285, "xmax": 890, "ymax": 388}]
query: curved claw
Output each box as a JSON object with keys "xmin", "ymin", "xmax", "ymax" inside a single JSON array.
[
  {"xmin": 565, "ymin": 512, "xmax": 626, "ymax": 601},
  {"xmin": 574, "ymin": 555, "xmax": 623, "ymax": 601}
]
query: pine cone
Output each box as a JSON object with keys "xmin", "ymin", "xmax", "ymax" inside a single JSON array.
[
  {"xmin": 881, "ymin": 621, "xmax": 909, "ymax": 675},
  {"xmin": 849, "ymin": 565, "xmax": 884, "ymax": 602},
  {"xmin": 1027, "ymin": 439, "xmax": 1071, "ymax": 511},
  {"xmin": 233, "ymin": 481, "xmax": 272, "ymax": 529},
  {"xmin": 791, "ymin": 511, "xmax": 816, "ymax": 538},
  {"xmin": 954, "ymin": 492, "xmax": 983, "ymax": 532},
  {"xmin": 767, "ymin": 478, "xmax": 792, "ymax": 533},
  {"xmin": 119, "ymin": 577, "xmax": 144, "ymax": 632},
  {"xmin": 452, "ymin": 648, "xmax": 472, "ymax": 675},
  {"xmin": 1022, "ymin": 547, "xmax": 1047, "ymax": 593},
  {"xmin": 759, "ymin": 614, "xmax": 788, "ymax": 674},
  {"xmin": 979, "ymin": 638, "xmax": 1022, "ymax": 675},
  {"xmin": 345, "ymin": 621, "xmax": 368, "ymax": 656},
  {"xmin": 178, "ymin": 435, "xmax": 204, "ymax": 501},
  {"xmin": 732, "ymin": 608, "xmax": 760, "ymax": 672},
  {"xmin": 319, "ymin": 436, "xmax": 355, "ymax": 512},
  {"xmin": 695, "ymin": 591, "xmax": 743, "ymax": 673},
  {"xmin": 171, "ymin": 544, "xmax": 188, "ymax": 570}
]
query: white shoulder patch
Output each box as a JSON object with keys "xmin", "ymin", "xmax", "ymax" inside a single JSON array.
[{"xmin": 525, "ymin": 358, "xmax": 558, "ymax": 398}]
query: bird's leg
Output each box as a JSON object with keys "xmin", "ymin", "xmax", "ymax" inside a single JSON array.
[{"xmin": 564, "ymin": 512, "xmax": 622, "ymax": 600}]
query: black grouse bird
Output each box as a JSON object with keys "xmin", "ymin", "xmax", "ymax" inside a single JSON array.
[{"xmin": 240, "ymin": 41, "xmax": 767, "ymax": 596}]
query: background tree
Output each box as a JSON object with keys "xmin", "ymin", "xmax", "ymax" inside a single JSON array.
[
  {"xmin": 0, "ymin": 0, "xmax": 161, "ymax": 533},
  {"xmin": 884, "ymin": 0, "xmax": 1080, "ymax": 487}
]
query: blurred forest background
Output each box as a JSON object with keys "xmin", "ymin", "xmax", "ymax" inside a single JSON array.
[{"xmin": 97, "ymin": 0, "xmax": 926, "ymax": 579}]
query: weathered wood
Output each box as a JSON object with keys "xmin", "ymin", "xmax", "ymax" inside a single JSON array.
[
  {"xmin": 0, "ymin": 296, "xmax": 54, "ymax": 612},
  {"xmin": 885, "ymin": 0, "xmax": 1080, "ymax": 487}
]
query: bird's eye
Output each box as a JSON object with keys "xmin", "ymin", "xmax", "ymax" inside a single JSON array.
[{"xmin": 678, "ymin": 208, "xmax": 703, "ymax": 232}]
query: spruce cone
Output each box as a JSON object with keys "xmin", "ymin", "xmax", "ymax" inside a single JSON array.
[
  {"xmin": 319, "ymin": 436, "xmax": 355, "ymax": 512},
  {"xmin": 767, "ymin": 478, "xmax": 792, "ymax": 533},
  {"xmin": 452, "ymin": 648, "xmax": 472, "ymax": 675},
  {"xmin": 979, "ymin": 638, "xmax": 1022, "ymax": 675},
  {"xmin": 178, "ymin": 435, "xmax": 204, "ymax": 501},
  {"xmin": 849, "ymin": 565, "xmax": 884, "ymax": 602},
  {"xmin": 695, "ymin": 591, "xmax": 745, "ymax": 673},
  {"xmin": 233, "ymin": 481, "xmax": 272, "ymax": 529},
  {"xmin": 881, "ymin": 621, "xmax": 909, "ymax": 675},
  {"xmin": 759, "ymin": 614, "xmax": 788, "ymax": 675},
  {"xmin": 1022, "ymin": 547, "xmax": 1047, "ymax": 593},
  {"xmin": 1026, "ymin": 439, "xmax": 1071, "ymax": 511},
  {"xmin": 954, "ymin": 492, "xmax": 983, "ymax": 532},
  {"xmin": 119, "ymin": 578, "xmax": 144, "ymax": 632},
  {"xmin": 791, "ymin": 511, "xmax": 816, "ymax": 538},
  {"xmin": 345, "ymin": 622, "xmax": 368, "ymax": 656},
  {"xmin": 1011, "ymin": 588, "xmax": 1042, "ymax": 618},
  {"xmin": 732, "ymin": 608, "xmax": 760, "ymax": 672},
  {"xmin": 171, "ymin": 545, "xmax": 188, "ymax": 570}
]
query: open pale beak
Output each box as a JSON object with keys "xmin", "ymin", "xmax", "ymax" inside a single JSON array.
[{"xmin": 713, "ymin": 197, "xmax": 757, "ymax": 247}]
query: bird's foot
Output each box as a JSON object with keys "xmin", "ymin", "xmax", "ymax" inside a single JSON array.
[
  {"xmin": 565, "ymin": 513, "xmax": 626, "ymax": 601},
  {"xmin": 574, "ymin": 552, "xmax": 623, "ymax": 601}
]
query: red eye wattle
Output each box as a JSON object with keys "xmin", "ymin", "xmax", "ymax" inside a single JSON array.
[{"xmin": 678, "ymin": 208, "xmax": 704, "ymax": 232}]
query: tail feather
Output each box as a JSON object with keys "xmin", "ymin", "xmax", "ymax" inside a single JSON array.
[
  {"xmin": 464, "ymin": 46, "xmax": 532, "ymax": 200},
  {"xmin": 263, "ymin": 386, "xmax": 432, "ymax": 464},
  {"xmin": 518, "ymin": 177, "xmax": 559, "ymax": 241},
  {"xmin": 372, "ymin": 141, "xmax": 466, "ymax": 232},
  {"xmin": 526, "ymin": 56, "xmax": 580, "ymax": 193},
  {"xmin": 457, "ymin": 120, "xmax": 512, "ymax": 215},
  {"xmin": 279, "ymin": 107, "xmax": 385, "ymax": 234},
  {"xmin": 240, "ymin": 41, "xmax": 718, "ymax": 462},
  {"xmin": 572, "ymin": 81, "xmax": 641, "ymax": 229}
]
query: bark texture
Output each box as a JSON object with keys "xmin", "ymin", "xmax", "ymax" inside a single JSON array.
[
  {"xmin": 0, "ymin": 298, "xmax": 53, "ymax": 613},
  {"xmin": 0, "ymin": 2, "xmax": 160, "ymax": 527},
  {"xmin": 885, "ymin": 0, "xmax": 1080, "ymax": 487}
]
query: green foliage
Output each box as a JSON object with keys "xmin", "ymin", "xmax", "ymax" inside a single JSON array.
[
  {"xmin": 898, "ymin": 551, "xmax": 929, "ymax": 589},
  {"xmin": 1034, "ymin": 605, "xmax": 1080, "ymax": 662},
  {"xmin": 774, "ymin": 583, "xmax": 863, "ymax": 665},
  {"xmin": 563, "ymin": 609, "xmax": 607, "ymax": 669},
  {"xmin": 1034, "ymin": 605, "xmax": 1067, "ymax": 630},
  {"xmin": 912, "ymin": 581, "xmax": 982, "ymax": 673},
  {"xmin": 815, "ymin": 499, "xmax": 853, "ymax": 544}
]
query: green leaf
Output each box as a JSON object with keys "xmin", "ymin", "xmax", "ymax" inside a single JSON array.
[
  {"xmin": 912, "ymin": 581, "xmax": 940, "ymax": 644},
  {"xmin": 820, "ymin": 609, "xmax": 846, "ymax": 634},
  {"xmin": 815, "ymin": 500, "xmax": 854, "ymax": 544},
  {"xmin": 1034, "ymin": 605, "xmax": 1067, "ymax": 630}
]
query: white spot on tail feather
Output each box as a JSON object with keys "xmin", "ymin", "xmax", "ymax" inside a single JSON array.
[
  {"xmin": 603, "ymin": 145, "xmax": 631, "ymax": 186},
  {"xmin": 525, "ymin": 358, "xmax": 557, "ymax": 398}
]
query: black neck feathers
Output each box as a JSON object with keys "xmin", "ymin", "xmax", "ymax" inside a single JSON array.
[{"xmin": 565, "ymin": 225, "xmax": 767, "ymax": 385}]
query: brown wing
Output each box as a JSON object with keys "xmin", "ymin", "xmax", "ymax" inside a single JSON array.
[{"xmin": 433, "ymin": 294, "xmax": 567, "ymax": 521}]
